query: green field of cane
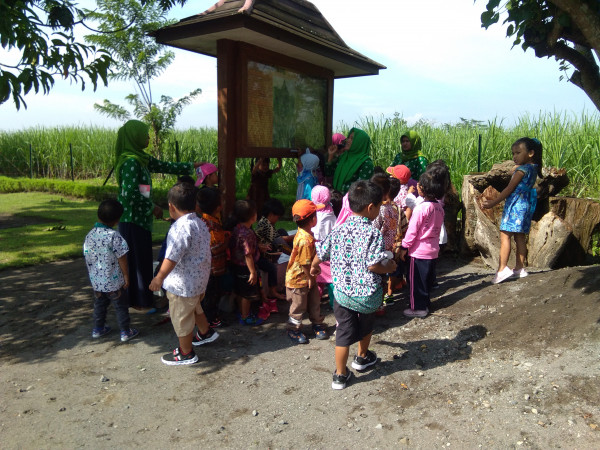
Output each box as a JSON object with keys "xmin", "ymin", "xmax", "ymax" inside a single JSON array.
[{"xmin": 1, "ymin": 112, "xmax": 600, "ymax": 199}]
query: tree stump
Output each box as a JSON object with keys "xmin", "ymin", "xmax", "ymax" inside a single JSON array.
[{"xmin": 460, "ymin": 161, "xmax": 599, "ymax": 269}]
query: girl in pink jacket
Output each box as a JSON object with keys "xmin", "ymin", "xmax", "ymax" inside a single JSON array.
[{"xmin": 399, "ymin": 171, "xmax": 445, "ymax": 318}]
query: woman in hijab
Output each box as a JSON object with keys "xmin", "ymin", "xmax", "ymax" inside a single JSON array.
[
  {"xmin": 391, "ymin": 130, "xmax": 429, "ymax": 182},
  {"xmin": 324, "ymin": 128, "xmax": 374, "ymax": 194},
  {"xmin": 115, "ymin": 119, "xmax": 201, "ymax": 309}
]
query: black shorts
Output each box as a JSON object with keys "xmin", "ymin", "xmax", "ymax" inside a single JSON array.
[
  {"xmin": 230, "ymin": 264, "xmax": 261, "ymax": 301},
  {"xmin": 333, "ymin": 300, "xmax": 376, "ymax": 347}
]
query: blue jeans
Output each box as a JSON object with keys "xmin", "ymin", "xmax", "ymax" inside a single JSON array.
[{"xmin": 93, "ymin": 288, "xmax": 131, "ymax": 331}]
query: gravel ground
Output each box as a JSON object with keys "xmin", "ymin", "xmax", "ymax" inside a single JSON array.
[{"xmin": 1, "ymin": 254, "xmax": 598, "ymax": 449}]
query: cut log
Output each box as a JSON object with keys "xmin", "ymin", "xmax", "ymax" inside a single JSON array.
[{"xmin": 528, "ymin": 212, "xmax": 572, "ymax": 269}]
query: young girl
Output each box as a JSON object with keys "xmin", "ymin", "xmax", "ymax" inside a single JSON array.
[
  {"xmin": 226, "ymin": 200, "xmax": 264, "ymax": 325},
  {"xmin": 310, "ymin": 185, "xmax": 337, "ymax": 305},
  {"xmin": 399, "ymin": 172, "xmax": 445, "ymax": 318},
  {"xmin": 296, "ymin": 149, "xmax": 320, "ymax": 200},
  {"xmin": 247, "ymin": 157, "xmax": 282, "ymax": 217},
  {"xmin": 195, "ymin": 163, "xmax": 219, "ymax": 188},
  {"xmin": 482, "ymin": 137, "xmax": 543, "ymax": 284},
  {"xmin": 370, "ymin": 173, "xmax": 399, "ymax": 306}
]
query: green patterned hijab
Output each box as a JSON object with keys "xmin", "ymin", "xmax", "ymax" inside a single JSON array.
[
  {"xmin": 333, "ymin": 127, "xmax": 371, "ymax": 192},
  {"xmin": 401, "ymin": 130, "xmax": 423, "ymax": 161},
  {"xmin": 114, "ymin": 120, "xmax": 150, "ymax": 185}
]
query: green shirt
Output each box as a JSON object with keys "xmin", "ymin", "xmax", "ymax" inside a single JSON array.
[
  {"xmin": 117, "ymin": 156, "xmax": 193, "ymax": 232},
  {"xmin": 324, "ymin": 157, "xmax": 374, "ymax": 194},
  {"xmin": 391, "ymin": 153, "xmax": 429, "ymax": 182}
]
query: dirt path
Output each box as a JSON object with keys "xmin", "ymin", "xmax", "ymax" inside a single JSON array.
[{"xmin": 0, "ymin": 255, "xmax": 598, "ymax": 448}]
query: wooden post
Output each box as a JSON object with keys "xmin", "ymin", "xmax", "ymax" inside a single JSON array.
[{"xmin": 217, "ymin": 39, "xmax": 241, "ymax": 218}]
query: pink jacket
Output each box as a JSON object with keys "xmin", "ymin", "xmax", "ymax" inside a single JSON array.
[{"xmin": 401, "ymin": 201, "xmax": 444, "ymax": 259}]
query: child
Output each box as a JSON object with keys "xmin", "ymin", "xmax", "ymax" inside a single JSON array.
[
  {"xmin": 399, "ymin": 172, "xmax": 445, "ymax": 318},
  {"xmin": 285, "ymin": 199, "xmax": 327, "ymax": 344},
  {"xmin": 195, "ymin": 163, "xmax": 218, "ymax": 188},
  {"xmin": 370, "ymin": 173, "xmax": 399, "ymax": 306},
  {"xmin": 149, "ymin": 183, "xmax": 219, "ymax": 365},
  {"xmin": 226, "ymin": 200, "xmax": 264, "ymax": 325},
  {"xmin": 196, "ymin": 187, "xmax": 230, "ymax": 328},
  {"xmin": 311, "ymin": 185, "xmax": 337, "ymax": 306},
  {"xmin": 482, "ymin": 137, "xmax": 542, "ymax": 284},
  {"xmin": 83, "ymin": 199, "xmax": 138, "ymax": 342},
  {"xmin": 254, "ymin": 198, "xmax": 292, "ymax": 307},
  {"xmin": 247, "ymin": 157, "xmax": 282, "ymax": 218},
  {"xmin": 388, "ymin": 176, "xmax": 409, "ymax": 294},
  {"xmin": 296, "ymin": 149, "xmax": 320, "ymax": 200},
  {"xmin": 387, "ymin": 164, "xmax": 417, "ymax": 209},
  {"xmin": 311, "ymin": 180, "xmax": 397, "ymax": 390}
]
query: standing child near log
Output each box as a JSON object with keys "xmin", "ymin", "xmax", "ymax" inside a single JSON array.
[{"xmin": 482, "ymin": 137, "xmax": 543, "ymax": 284}]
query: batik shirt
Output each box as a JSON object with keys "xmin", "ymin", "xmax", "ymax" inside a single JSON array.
[
  {"xmin": 83, "ymin": 223, "xmax": 129, "ymax": 293},
  {"xmin": 162, "ymin": 213, "xmax": 211, "ymax": 297},
  {"xmin": 285, "ymin": 227, "xmax": 316, "ymax": 289},
  {"xmin": 118, "ymin": 157, "xmax": 193, "ymax": 232},
  {"xmin": 372, "ymin": 201, "xmax": 399, "ymax": 252},
  {"xmin": 255, "ymin": 216, "xmax": 278, "ymax": 246},
  {"xmin": 317, "ymin": 215, "xmax": 386, "ymax": 313},
  {"xmin": 230, "ymin": 223, "xmax": 260, "ymax": 266}
]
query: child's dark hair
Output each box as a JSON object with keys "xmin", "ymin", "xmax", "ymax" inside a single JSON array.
[
  {"xmin": 225, "ymin": 199, "xmax": 257, "ymax": 230},
  {"xmin": 426, "ymin": 159, "xmax": 451, "ymax": 193},
  {"xmin": 373, "ymin": 165, "xmax": 386, "ymax": 175},
  {"xmin": 513, "ymin": 137, "xmax": 543, "ymax": 177},
  {"xmin": 348, "ymin": 180, "xmax": 383, "ymax": 213},
  {"xmin": 262, "ymin": 198, "xmax": 285, "ymax": 218},
  {"xmin": 196, "ymin": 187, "xmax": 221, "ymax": 216},
  {"xmin": 176, "ymin": 175, "xmax": 195, "ymax": 185},
  {"xmin": 167, "ymin": 183, "xmax": 197, "ymax": 212},
  {"xmin": 296, "ymin": 212, "xmax": 316, "ymax": 228},
  {"xmin": 418, "ymin": 171, "xmax": 445, "ymax": 201},
  {"xmin": 330, "ymin": 189, "xmax": 343, "ymax": 217},
  {"xmin": 370, "ymin": 173, "xmax": 391, "ymax": 198},
  {"xmin": 97, "ymin": 199, "xmax": 124, "ymax": 224},
  {"xmin": 389, "ymin": 177, "xmax": 401, "ymax": 200}
]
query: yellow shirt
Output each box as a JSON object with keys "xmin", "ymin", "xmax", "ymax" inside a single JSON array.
[{"xmin": 285, "ymin": 227, "xmax": 316, "ymax": 288}]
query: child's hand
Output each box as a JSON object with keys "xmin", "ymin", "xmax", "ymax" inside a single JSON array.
[
  {"xmin": 123, "ymin": 275, "xmax": 129, "ymax": 290},
  {"xmin": 308, "ymin": 276, "xmax": 315, "ymax": 290},
  {"xmin": 408, "ymin": 185, "xmax": 416, "ymax": 194},
  {"xmin": 310, "ymin": 263, "xmax": 321, "ymax": 277},
  {"xmin": 149, "ymin": 275, "xmax": 163, "ymax": 291},
  {"xmin": 258, "ymin": 242, "xmax": 271, "ymax": 253},
  {"xmin": 399, "ymin": 248, "xmax": 407, "ymax": 262},
  {"xmin": 481, "ymin": 198, "xmax": 495, "ymax": 209},
  {"xmin": 248, "ymin": 270, "xmax": 257, "ymax": 285}
]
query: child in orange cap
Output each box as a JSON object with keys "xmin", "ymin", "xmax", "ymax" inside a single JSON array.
[
  {"xmin": 387, "ymin": 165, "xmax": 418, "ymax": 210},
  {"xmin": 285, "ymin": 199, "xmax": 327, "ymax": 344}
]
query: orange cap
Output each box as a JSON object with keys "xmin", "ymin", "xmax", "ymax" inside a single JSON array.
[
  {"xmin": 386, "ymin": 165, "xmax": 411, "ymax": 184},
  {"xmin": 292, "ymin": 199, "xmax": 324, "ymax": 222}
]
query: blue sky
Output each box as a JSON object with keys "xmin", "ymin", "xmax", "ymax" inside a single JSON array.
[{"xmin": 0, "ymin": 0, "xmax": 596, "ymax": 131}]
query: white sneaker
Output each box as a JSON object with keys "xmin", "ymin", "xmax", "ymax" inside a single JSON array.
[
  {"xmin": 492, "ymin": 267, "xmax": 513, "ymax": 284},
  {"xmin": 511, "ymin": 268, "xmax": 529, "ymax": 278}
]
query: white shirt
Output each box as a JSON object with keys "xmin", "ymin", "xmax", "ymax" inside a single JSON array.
[{"xmin": 163, "ymin": 213, "xmax": 211, "ymax": 297}]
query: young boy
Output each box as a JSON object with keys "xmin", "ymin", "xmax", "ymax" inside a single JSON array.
[
  {"xmin": 83, "ymin": 199, "xmax": 138, "ymax": 342},
  {"xmin": 285, "ymin": 199, "xmax": 326, "ymax": 344},
  {"xmin": 311, "ymin": 180, "xmax": 396, "ymax": 390},
  {"xmin": 149, "ymin": 183, "xmax": 219, "ymax": 365},
  {"xmin": 196, "ymin": 187, "xmax": 229, "ymax": 328}
]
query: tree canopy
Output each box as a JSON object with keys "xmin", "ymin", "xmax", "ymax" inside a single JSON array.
[
  {"xmin": 0, "ymin": 0, "xmax": 189, "ymax": 109},
  {"xmin": 481, "ymin": 0, "xmax": 600, "ymax": 111},
  {"xmin": 0, "ymin": 1, "xmax": 113, "ymax": 109}
]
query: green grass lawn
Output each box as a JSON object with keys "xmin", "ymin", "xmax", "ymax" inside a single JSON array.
[{"xmin": 0, "ymin": 193, "xmax": 171, "ymax": 270}]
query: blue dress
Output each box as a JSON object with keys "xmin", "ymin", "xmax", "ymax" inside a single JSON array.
[{"xmin": 500, "ymin": 164, "xmax": 538, "ymax": 233}]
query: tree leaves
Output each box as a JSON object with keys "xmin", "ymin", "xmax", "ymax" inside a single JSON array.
[{"xmin": 0, "ymin": 1, "xmax": 113, "ymax": 109}]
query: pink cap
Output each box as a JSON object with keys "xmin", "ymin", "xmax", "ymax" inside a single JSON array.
[
  {"xmin": 332, "ymin": 133, "xmax": 346, "ymax": 147},
  {"xmin": 195, "ymin": 163, "xmax": 218, "ymax": 186}
]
